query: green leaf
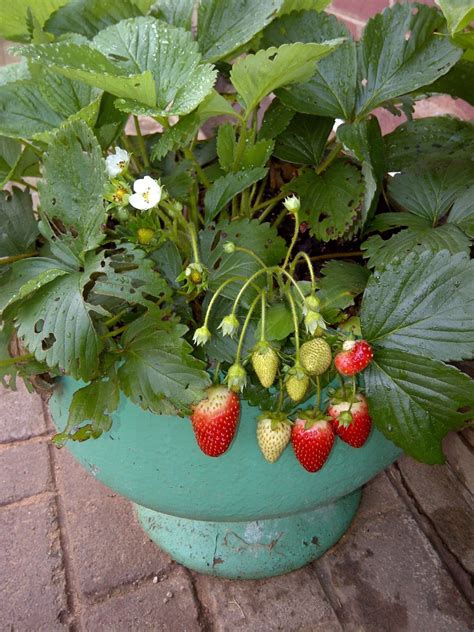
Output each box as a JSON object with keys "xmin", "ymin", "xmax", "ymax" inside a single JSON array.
[
  {"xmin": 0, "ymin": 0, "xmax": 67, "ymax": 41},
  {"xmin": 388, "ymin": 160, "xmax": 474, "ymax": 223},
  {"xmin": 230, "ymin": 40, "xmax": 343, "ymax": 112},
  {"xmin": 0, "ymin": 189, "xmax": 38, "ymax": 257},
  {"xmin": 437, "ymin": 0, "xmax": 474, "ymax": 35},
  {"xmin": 257, "ymin": 302, "xmax": 294, "ymax": 341},
  {"xmin": 216, "ymin": 123, "xmax": 237, "ymax": 172},
  {"xmin": 365, "ymin": 348, "xmax": 474, "ymax": 463},
  {"xmin": 287, "ymin": 160, "xmax": 364, "ymax": 242},
  {"xmin": 274, "ymin": 113, "xmax": 333, "ymax": 165},
  {"xmin": 151, "ymin": 241, "xmax": 182, "ymax": 286},
  {"xmin": 204, "ymin": 168, "xmax": 268, "ymax": 222},
  {"xmin": 360, "ymin": 250, "xmax": 474, "ymax": 362},
  {"xmin": 45, "ymin": 0, "xmax": 145, "ymax": 38},
  {"xmin": 278, "ymin": 0, "xmax": 330, "ymax": 14},
  {"xmin": 337, "ymin": 117, "xmax": 385, "ymax": 227},
  {"xmin": 258, "ymin": 100, "xmax": 295, "ymax": 141},
  {"xmin": 62, "ymin": 375, "xmax": 120, "ymax": 440},
  {"xmin": 448, "ymin": 185, "xmax": 474, "ymax": 237},
  {"xmin": 118, "ymin": 317, "xmax": 210, "ymax": 415},
  {"xmin": 152, "ymin": 0, "xmax": 195, "ymax": 29},
  {"xmin": 317, "ymin": 260, "xmax": 370, "ymax": 323},
  {"xmin": 91, "ymin": 244, "xmax": 171, "ymax": 312},
  {"xmin": 362, "ymin": 224, "xmax": 471, "ymax": 270},
  {"xmin": 369, "ymin": 212, "xmax": 431, "ymax": 233},
  {"xmin": 19, "ymin": 40, "xmax": 157, "ymax": 108},
  {"xmin": 197, "ymin": 0, "xmax": 283, "ymax": 62},
  {"xmin": 356, "ymin": 3, "xmax": 461, "ymax": 117},
  {"xmin": 384, "ymin": 116, "xmax": 474, "ymax": 170},
  {"xmin": 38, "ymin": 120, "xmax": 107, "ymax": 258},
  {"xmin": 0, "ymin": 257, "xmax": 70, "ymax": 314},
  {"xmin": 93, "ymin": 17, "xmax": 216, "ymax": 116},
  {"xmin": 0, "ymin": 64, "xmax": 102, "ymax": 141},
  {"xmin": 421, "ymin": 59, "xmax": 474, "ymax": 106},
  {"xmin": 241, "ymin": 138, "xmax": 275, "ymax": 170},
  {"xmin": 0, "ymin": 137, "xmax": 21, "ymax": 186},
  {"xmin": 0, "ymin": 60, "xmax": 30, "ymax": 86},
  {"xmin": 200, "ymin": 218, "xmax": 286, "ymax": 301},
  {"xmin": 15, "ymin": 259, "xmax": 103, "ymax": 380},
  {"xmin": 263, "ymin": 11, "xmax": 356, "ymax": 119}
]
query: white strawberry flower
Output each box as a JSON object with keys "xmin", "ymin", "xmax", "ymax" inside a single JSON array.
[
  {"xmin": 105, "ymin": 147, "xmax": 130, "ymax": 178},
  {"xmin": 218, "ymin": 314, "xmax": 240, "ymax": 338},
  {"xmin": 129, "ymin": 176, "xmax": 162, "ymax": 211},
  {"xmin": 283, "ymin": 195, "xmax": 300, "ymax": 214}
]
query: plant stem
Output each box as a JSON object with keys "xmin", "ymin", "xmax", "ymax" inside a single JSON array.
[
  {"xmin": 290, "ymin": 251, "xmax": 316, "ymax": 292},
  {"xmin": 278, "ymin": 268, "xmax": 307, "ymax": 305},
  {"xmin": 314, "ymin": 375, "xmax": 321, "ymax": 413},
  {"xmin": 184, "ymin": 148, "xmax": 211, "ymax": 188},
  {"xmin": 310, "ymin": 251, "xmax": 363, "ymax": 262},
  {"xmin": 260, "ymin": 290, "xmax": 267, "ymax": 342},
  {"xmin": 316, "ymin": 143, "xmax": 342, "ymax": 175},
  {"xmin": 232, "ymin": 110, "xmax": 252, "ymax": 171},
  {"xmin": 234, "ymin": 246, "xmax": 266, "ymax": 268},
  {"xmin": 101, "ymin": 324, "xmax": 128, "ymax": 339},
  {"xmin": 104, "ymin": 308, "xmax": 128, "ymax": 327},
  {"xmin": 231, "ymin": 266, "xmax": 272, "ymax": 315},
  {"xmin": 252, "ymin": 191, "xmax": 286, "ymax": 213},
  {"xmin": 282, "ymin": 211, "xmax": 299, "ymax": 270},
  {"xmin": 0, "ymin": 353, "xmax": 35, "ymax": 368},
  {"xmin": 235, "ymin": 292, "xmax": 262, "ymax": 363},
  {"xmin": 286, "ymin": 289, "xmax": 300, "ymax": 360},
  {"xmin": 203, "ymin": 276, "xmax": 248, "ymax": 327},
  {"xmin": 187, "ymin": 222, "xmax": 201, "ymax": 263},
  {"xmin": 0, "ymin": 252, "xmax": 37, "ymax": 265},
  {"xmin": 133, "ymin": 115, "xmax": 150, "ymax": 169},
  {"xmin": 121, "ymin": 134, "xmax": 142, "ymax": 172}
]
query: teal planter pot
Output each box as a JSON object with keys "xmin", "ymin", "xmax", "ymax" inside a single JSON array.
[{"xmin": 49, "ymin": 378, "xmax": 401, "ymax": 579}]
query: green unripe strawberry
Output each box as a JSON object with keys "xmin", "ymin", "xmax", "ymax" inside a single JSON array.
[
  {"xmin": 285, "ymin": 364, "xmax": 309, "ymax": 402},
  {"xmin": 256, "ymin": 415, "xmax": 291, "ymax": 463},
  {"xmin": 300, "ymin": 338, "xmax": 332, "ymax": 376},
  {"xmin": 251, "ymin": 342, "xmax": 279, "ymax": 388}
]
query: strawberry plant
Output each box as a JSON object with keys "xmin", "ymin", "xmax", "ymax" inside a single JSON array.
[{"xmin": 0, "ymin": 0, "xmax": 473, "ymax": 468}]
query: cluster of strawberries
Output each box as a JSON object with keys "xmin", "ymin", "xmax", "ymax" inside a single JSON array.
[{"xmin": 190, "ymin": 339, "xmax": 374, "ymax": 472}]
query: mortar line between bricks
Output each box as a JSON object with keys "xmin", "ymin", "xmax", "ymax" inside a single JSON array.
[
  {"xmin": 309, "ymin": 563, "xmax": 345, "ymax": 631},
  {"xmin": 0, "ymin": 432, "xmax": 54, "ymax": 450},
  {"xmin": 0, "ymin": 489, "xmax": 56, "ymax": 510},
  {"xmin": 325, "ymin": 9, "xmax": 366, "ymax": 27},
  {"xmin": 183, "ymin": 568, "xmax": 215, "ymax": 632},
  {"xmin": 385, "ymin": 466, "xmax": 474, "ymax": 606},
  {"xmin": 445, "ymin": 459, "xmax": 474, "ymax": 501},
  {"xmin": 83, "ymin": 563, "xmax": 176, "ymax": 606},
  {"xmin": 47, "ymin": 441, "xmax": 83, "ymax": 632}
]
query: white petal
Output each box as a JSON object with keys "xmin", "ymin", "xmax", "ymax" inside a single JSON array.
[
  {"xmin": 106, "ymin": 156, "xmax": 121, "ymax": 177},
  {"xmin": 333, "ymin": 118, "xmax": 344, "ymax": 132},
  {"xmin": 133, "ymin": 177, "xmax": 149, "ymax": 194},
  {"xmin": 115, "ymin": 147, "xmax": 129, "ymax": 162},
  {"xmin": 129, "ymin": 193, "xmax": 151, "ymax": 211}
]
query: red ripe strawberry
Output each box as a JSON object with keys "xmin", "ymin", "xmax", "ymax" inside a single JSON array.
[
  {"xmin": 328, "ymin": 393, "xmax": 372, "ymax": 448},
  {"xmin": 291, "ymin": 415, "xmax": 335, "ymax": 473},
  {"xmin": 191, "ymin": 386, "xmax": 240, "ymax": 457},
  {"xmin": 334, "ymin": 340, "xmax": 373, "ymax": 376}
]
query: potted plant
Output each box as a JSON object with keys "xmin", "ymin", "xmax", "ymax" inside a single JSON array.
[{"xmin": 0, "ymin": 0, "xmax": 473, "ymax": 579}]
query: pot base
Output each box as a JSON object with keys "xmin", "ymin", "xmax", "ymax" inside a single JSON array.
[{"xmin": 135, "ymin": 489, "xmax": 361, "ymax": 579}]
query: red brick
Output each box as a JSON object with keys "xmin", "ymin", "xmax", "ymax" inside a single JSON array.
[
  {"xmin": 0, "ymin": 499, "xmax": 68, "ymax": 629},
  {"xmin": 0, "ymin": 442, "xmax": 52, "ymax": 504},
  {"xmin": 54, "ymin": 449, "xmax": 171, "ymax": 597},
  {"xmin": 329, "ymin": 0, "xmax": 390, "ymax": 21},
  {"xmin": 0, "ymin": 382, "xmax": 47, "ymax": 442},
  {"xmin": 81, "ymin": 566, "xmax": 201, "ymax": 632}
]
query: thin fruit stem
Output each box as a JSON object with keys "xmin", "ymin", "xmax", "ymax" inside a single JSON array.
[
  {"xmin": 314, "ymin": 375, "xmax": 321, "ymax": 413},
  {"xmin": 203, "ymin": 276, "xmax": 248, "ymax": 327},
  {"xmin": 234, "ymin": 246, "xmax": 266, "ymax": 268},
  {"xmin": 184, "ymin": 148, "xmax": 211, "ymax": 189},
  {"xmin": 286, "ymin": 289, "xmax": 300, "ymax": 360},
  {"xmin": 0, "ymin": 252, "xmax": 37, "ymax": 265},
  {"xmin": 278, "ymin": 268, "xmax": 307, "ymax": 305},
  {"xmin": 290, "ymin": 251, "xmax": 316, "ymax": 292},
  {"xmin": 235, "ymin": 292, "xmax": 262, "ymax": 363},
  {"xmin": 310, "ymin": 251, "xmax": 363, "ymax": 262},
  {"xmin": 282, "ymin": 211, "xmax": 299, "ymax": 270},
  {"xmin": 252, "ymin": 191, "xmax": 286, "ymax": 213},
  {"xmin": 260, "ymin": 290, "xmax": 267, "ymax": 343}
]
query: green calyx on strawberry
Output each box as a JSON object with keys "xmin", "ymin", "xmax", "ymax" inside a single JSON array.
[
  {"xmin": 256, "ymin": 413, "xmax": 292, "ymax": 463},
  {"xmin": 334, "ymin": 339, "xmax": 373, "ymax": 376},
  {"xmin": 191, "ymin": 386, "xmax": 240, "ymax": 457},
  {"xmin": 251, "ymin": 342, "xmax": 279, "ymax": 388},
  {"xmin": 328, "ymin": 391, "xmax": 372, "ymax": 448},
  {"xmin": 291, "ymin": 409, "xmax": 335, "ymax": 473},
  {"xmin": 284, "ymin": 362, "xmax": 309, "ymax": 402},
  {"xmin": 300, "ymin": 337, "xmax": 332, "ymax": 376}
]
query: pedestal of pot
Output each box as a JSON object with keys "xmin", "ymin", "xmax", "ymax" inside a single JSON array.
[{"xmin": 135, "ymin": 489, "xmax": 361, "ymax": 579}]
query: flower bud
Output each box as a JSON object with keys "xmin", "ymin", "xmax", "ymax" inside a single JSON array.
[
  {"xmin": 303, "ymin": 294, "xmax": 320, "ymax": 315},
  {"xmin": 137, "ymin": 228, "xmax": 155, "ymax": 245},
  {"xmin": 226, "ymin": 363, "xmax": 247, "ymax": 393},
  {"xmin": 223, "ymin": 241, "xmax": 236, "ymax": 254},
  {"xmin": 283, "ymin": 195, "xmax": 300, "ymax": 214},
  {"xmin": 193, "ymin": 326, "xmax": 211, "ymax": 347},
  {"xmin": 218, "ymin": 314, "xmax": 240, "ymax": 338}
]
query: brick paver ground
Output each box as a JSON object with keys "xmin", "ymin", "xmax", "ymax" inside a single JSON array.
[
  {"xmin": 1, "ymin": 1, "xmax": 474, "ymax": 628},
  {"xmin": 0, "ymin": 382, "xmax": 472, "ymax": 631}
]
